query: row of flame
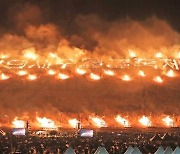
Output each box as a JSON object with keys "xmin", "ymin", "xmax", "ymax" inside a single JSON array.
[
  {"xmin": 0, "ymin": 68, "xmax": 177, "ymax": 83},
  {"xmin": 11, "ymin": 115, "xmax": 175, "ymax": 129}
]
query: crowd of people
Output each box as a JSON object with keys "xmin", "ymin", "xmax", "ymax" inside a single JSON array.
[{"xmin": 0, "ymin": 130, "xmax": 179, "ymax": 153}]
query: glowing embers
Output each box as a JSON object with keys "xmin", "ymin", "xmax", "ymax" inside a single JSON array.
[
  {"xmin": 36, "ymin": 117, "xmax": 57, "ymax": 129},
  {"xmin": 12, "ymin": 117, "xmax": 25, "ymax": 128},
  {"xmin": 0, "ymin": 73, "xmax": 10, "ymax": 80},
  {"xmin": 17, "ymin": 70, "xmax": 27, "ymax": 76},
  {"xmin": 139, "ymin": 116, "xmax": 151, "ymax": 127},
  {"xmin": 69, "ymin": 118, "xmax": 79, "ymax": 128},
  {"xmin": 75, "ymin": 68, "xmax": 87, "ymax": 75},
  {"xmin": 115, "ymin": 115, "xmax": 130, "ymax": 127},
  {"xmin": 58, "ymin": 73, "xmax": 70, "ymax": 80},
  {"xmin": 47, "ymin": 69, "xmax": 56, "ymax": 75},
  {"xmin": 162, "ymin": 116, "xmax": 174, "ymax": 127},
  {"xmin": 154, "ymin": 76, "xmax": 163, "ymax": 83},
  {"xmin": 27, "ymin": 74, "xmax": 37, "ymax": 80},
  {"xmin": 155, "ymin": 52, "xmax": 163, "ymax": 58},
  {"xmin": 103, "ymin": 70, "xmax": 115, "ymax": 76},
  {"xmin": 89, "ymin": 73, "xmax": 101, "ymax": 80},
  {"xmin": 138, "ymin": 70, "xmax": 145, "ymax": 77},
  {"xmin": 90, "ymin": 117, "xmax": 107, "ymax": 128},
  {"xmin": 165, "ymin": 69, "xmax": 175, "ymax": 77},
  {"xmin": 121, "ymin": 74, "xmax": 131, "ymax": 81}
]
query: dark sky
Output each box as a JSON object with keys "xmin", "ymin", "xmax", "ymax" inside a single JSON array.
[{"xmin": 0, "ymin": 0, "xmax": 180, "ymax": 32}]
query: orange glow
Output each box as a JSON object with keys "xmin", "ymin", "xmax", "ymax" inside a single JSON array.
[
  {"xmin": 0, "ymin": 54, "xmax": 9, "ymax": 59},
  {"xmin": 89, "ymin": 73, "xmax": 101, "ymax": 80},
  {"xmin": 90, "ymin": 117, "xmax": 107, "ymax": 128},
  {"xmin": 104, "ymin": 70, "xmax": 115, "ymax": 76},
  {"xmin": 75, "ymin": 68, "xmax": 87, "ymax": 75},
  {"xmin": 138, "ymin": 70, "xmax": 145, "ymax": 77},
  {"xmin": 166, "ymin": 69, "xmax": 175, "ymax": 77},
  {"xmin": 121, "ymin": 75, "xmax": 131, "ymax": 81},
  {"xmin": 36, "ymin": 117, "xmax": 57, "ymax": 128},
  {"xmin": 154, "ymin": 76, "xmax": 163, "ymax": 83},
  {"xmin": 129, "ymin": 50, "xmax": 136, "ymax": 58},
  {"xmin": 115, "ymin": 115, "xmax": 130, "ymax": 127},
  {"xmin": 0, "ymin": 73, "xmax": 10, "ymax": 80},
  {"xmin": 12, "ymin": 117, "xmax": 25, "ymax": 128},
  {"xmin": 49, "ymin": 53, "xmax": 58, "ymax": 58},
  {"xmin": 162, "ymin": 116, "xmax": 174, "ymax": 127},
  {"xmin": 139, "ymin": 116, "xmax": 151, "ymax": 127},
  {"xmin": 155, "ymin": 52, "xmax": 163, "ymax": 58},
  {"xmin": 58, "ymin": 73, "xmax": 70, "ymax": 80},
  {"xmin": 48, "ymin": 69, "xmax": 56, "ymax": 75},
  {"xmin": 17, "ymin": 70, "xmax": 27, "ymax": 76},
  {"xmin": 28, "ymin": 74, "xmax": 37, "ymax": 80},
  {"xmin": 24, "ymin": 52, "xmax": 37, "ymax": 60},
  {"xmin": 68, "ymin": 118, "xmax": 78, "ymax": 128}
]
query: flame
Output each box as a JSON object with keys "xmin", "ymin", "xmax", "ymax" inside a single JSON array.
[
  {"xmin": 162, "ymin": 116, "xmax": 174, "ymax": 127},
  {"xmin": 154, "ymin": 76, "xmax": 163, "ymax": 83},
  {"xmin": 36, "ymin": 117, "xmax": 56, "ymax": 128},
  {"xmin": 48, "ymin": 69, "xmax": 56, "ymax": 75},
  {"xmin": 0, "ymin": 73, "xmax": 10, "ymax": 80},
  {"xmin": 104, "ymin": 70, "xmax": 115, "ymax": 76},
  {"xmin": 68, "ymin": 118, "xmax": 79, "ymax": 128},
  {"xmin": 12, "ymin": 117, "xmax": 25, "ymax": 128},
  {"xmin": 115, "ymin": 115, "xmax": 130, "ymax": 127},
  {"xmin": 89, "ymin": 73, "xmax": 101, "ymax": 80},
  {"xmin": 0, "ymin": 54, "xmax": 9, "ymax": 59},
  {"xmin": 58, "ymin": 73, "xmax": 70, "ymax": 80},
  {"xmin": 17, "ymin": 70, "xmax": 27, "ymax": 76},
  {"xmin": 28, "ymin": 74, "xmax": 37, "ymax": 80},
  {"xmin": 166, "ymin": 69, "xmax": 175, "ymax": 77},
  {"xmin": 138, "ymin": 70, "xmax": 145, "ymax": 77},
  {"xmin": 129, "ymin": 50, "xmax": 136, "ymax": 58},
  {"xmin": 121, "ymin": 75, "xmax": 131, "ymax": 81},
  {"xmin": 139, "ymin": 116, "xmax": 151, "ymax": 127},
  {"xmin": 49, "ymin": 53, "xmax": 58, "ymax": 58},
  {"xmin": 61, "ymin": 64, "xmax": 67, "ymax": 69},
  {"xmin": 155, "ymin": 52, "xmax": 163, "ymax": 58},
  {"xmin": 75, "ymin": 68, "xmax": 87, "ymax": 75},
  {"xmin": 24, "ymin": 52, "xmax": 37, "ymax": 60},
  {"xmin": 90, "ymin": 117, "xmax": 107, "ymax": 128}
]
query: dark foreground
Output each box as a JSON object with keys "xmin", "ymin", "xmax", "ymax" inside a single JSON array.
[{"xmin": 0, "ymin": 130, "xmax": 180, "ymax": 154}]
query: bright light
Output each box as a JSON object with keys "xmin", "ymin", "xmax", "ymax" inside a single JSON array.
[
  {"xmin": 24, "ymin": 52, "xmax": 37, "ymax": 60},
  {"xmin": 115, "ymin": 115, "xmax": 130, "ymax": 127},
  {"xmin": 75, "ymin": 68, "xmax": 87, "ymax": 75},
  {"xmin": 162, "ymin": 116, "xmax": 174, "ymax": 127},
  {"xmin": 17, "ymin": 70, "xmax": 27, "ymax": 76},
  {"xmin": 104, "ymin": 70, "xmax": 115, "ymax": 76},
  {"xmin": 12, "ymin": 117, "xmax": 25, "ymax": 128},
  {"xmin": 139, "ymin": 116, "xmax": 151, "ymax": 127},
  {"xmin": 61, "ymin": 64, "xmax": 67, "ymax": 69},
  {"xmin": 48, "ymin": 70, "xmax": 56, "ymax": 75},
  {"xmin": 129, "ymin": 50, "xmax": 137, "ymax": 58},
  {"xmin": 58, "ymin": 73, "xmax": 70, "ymax": 80},
  {"xmin": 36, "ymin": 117, "xmax": 56, "ymax": 128},
  {"xmin": 0, "ymin": 54, "xmax": 9, "ymax": 59},
  {"xmin": 154, "ymin": 76, "xmax": 163, "ymax": 83},
  {"xmin": 68, "ymin": 119, "xmax": 79, "ymax": 128},
  {"xmin": 28, "ymin": 74, "xmax": 37, "ymax": 80},
  {"xmin": 138, "ymin": 70, "xmax": 145, "ymax": 77},
  {"xmin": 121, "ymin": 75, "xmax": 131, "ymax": 81},
  {"xmin": 90, "ymin": 117, "xmax": 107, "ymax": 128},
  {"xmin": 155, "ymin": 52, "xmax": 163, "ymax": 58},
  {"xmin": 49, "ymin": 53, "xmax": 58, "ymax": 58},
  {"xmin": 0, "ymin": 73, "xmax": 10, "ymax": 80},
  {"xmin": 89, "ymin": 73, "xmax": 101, "ymax": 80},
  {"xmin": 166, "ymin": 70, "xmax": 175, "ymax": 77}
]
